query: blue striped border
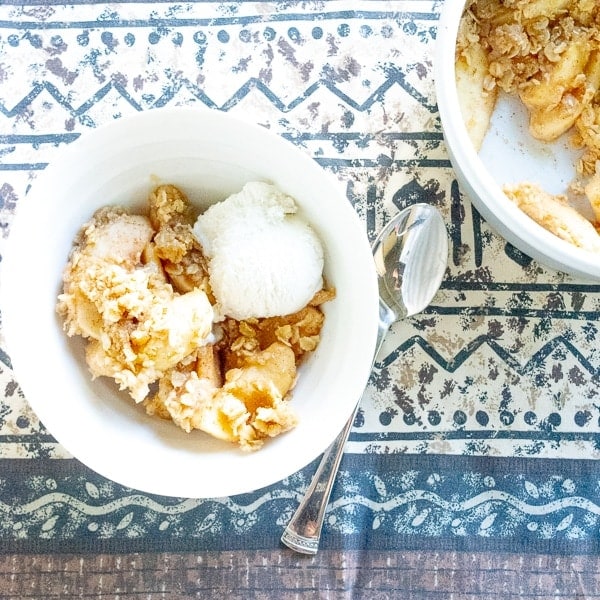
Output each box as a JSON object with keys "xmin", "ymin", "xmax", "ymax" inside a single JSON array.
[{"xmin": 0, "ymin": 453, "xmax": 599, "ymax": 554}]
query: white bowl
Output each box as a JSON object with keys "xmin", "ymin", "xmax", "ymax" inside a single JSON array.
[
  {"xmin": 0, "ymin": 107, "xmax": 379, "ymax": 498},
  {"xmin": 435, "ymin": 0, "xmax": 600, "ymax": 281}
]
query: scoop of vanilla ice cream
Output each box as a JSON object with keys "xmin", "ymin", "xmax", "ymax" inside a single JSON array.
[{"xmin": 193, "ymin": 182, "xmax": 324, "ymax": 320}]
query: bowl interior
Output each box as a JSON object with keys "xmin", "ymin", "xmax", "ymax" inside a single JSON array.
[
  {"xmin": 0, "ymin": 107, "xmax": 379, "ymax": 498},
  {"xmin": 435, "ymin": 0, "xmax": 600, "ymax": 280}
]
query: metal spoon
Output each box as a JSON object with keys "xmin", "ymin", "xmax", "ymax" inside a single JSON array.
[{"xmin": 281, "ymin": 202, "xmax": 448, "ymax": 554}]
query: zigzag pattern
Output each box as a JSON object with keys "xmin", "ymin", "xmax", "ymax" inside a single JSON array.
[
  {"xmin": 0, "ymin": 69, "xmax": 437, "ymax": 118},
  {"xmin": 379, "ymin": 334, "xmax": 599, "ymax": 379}
]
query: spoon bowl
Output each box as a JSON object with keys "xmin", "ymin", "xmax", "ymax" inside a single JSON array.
[
  {"xmin": 281, "ymin": 202, "xmax": 448, "ymax": 554},
  {"xmin": 375, "ymin": 203, "xmax": 448, "ymax": 330}
]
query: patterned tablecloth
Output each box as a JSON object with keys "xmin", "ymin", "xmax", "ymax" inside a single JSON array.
[{"xmin": 1, "ymin": 0, "xmax": 600, "ymax": 595}]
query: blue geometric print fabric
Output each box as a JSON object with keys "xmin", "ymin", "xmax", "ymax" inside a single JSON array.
[
  {"xmin": 2, "ymin": 455, "xmax": 600, "ymax": 555},
  {"xmin": 0, "ymin": 0, "xmax": 599, "ymax": 554}
]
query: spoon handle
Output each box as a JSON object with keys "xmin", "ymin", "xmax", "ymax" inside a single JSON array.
[
  {"xmin": 281, "ymin": 304, "xmax": 393, "ymax": 554},
  {"xmin": 280, "ymin": 405, "xmax": 357, "ymax": 554}
]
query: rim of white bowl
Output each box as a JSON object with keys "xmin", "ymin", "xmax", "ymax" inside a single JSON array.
[
  {"xmin": 435, "ymin": 0, "xmax": 600, "ymax": 281},
  {"xmin": 0, "ymin": 107, "xmax": 380, "ymax": 497}
]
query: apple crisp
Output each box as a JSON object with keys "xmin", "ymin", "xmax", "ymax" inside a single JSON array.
[
  {"xmin": 456, "ymin": 0, "xmax": 600, "ymax": 252},
  {"xmin": 57, "ymin": 184, "xmax": 334, "ymax": 451}
]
